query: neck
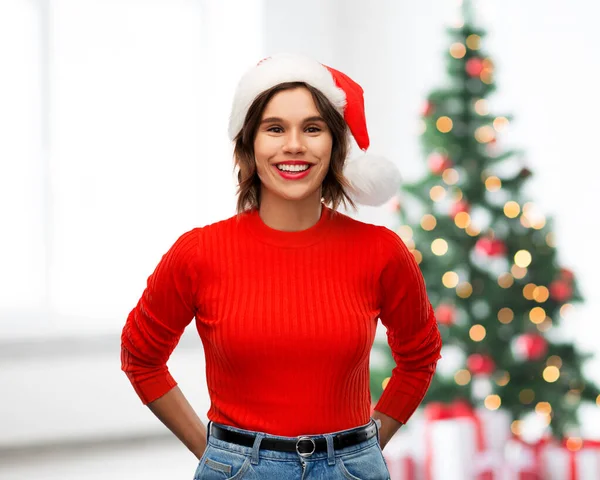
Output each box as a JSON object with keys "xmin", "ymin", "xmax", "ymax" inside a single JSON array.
[{"xmin": 258, "ymin": 190, "xmax": 323, "ymax": 232}]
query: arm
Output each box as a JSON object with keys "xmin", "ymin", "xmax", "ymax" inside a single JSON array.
[
  {"xmin": 148, "ymin": 386, "xmax": 207, "ymax": 459},
  {"xmin": 121, "ymin": 229, "xmax": 206, "ymax": 457},
  {"xmin": 374, "ymin": 227, "xmax": 442, "ymax": 446}
]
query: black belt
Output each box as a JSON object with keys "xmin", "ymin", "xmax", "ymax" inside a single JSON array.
[{"xmin": 210, "ymin": 421, "xmax": 377, "ymax": 457}]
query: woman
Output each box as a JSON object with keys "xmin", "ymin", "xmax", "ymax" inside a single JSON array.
[{"xmin": 121, "ymin": 53, "xmax": 442, "ymax": 479}]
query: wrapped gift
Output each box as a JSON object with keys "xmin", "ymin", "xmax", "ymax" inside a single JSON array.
[
  {"xmin": 503, "ymin": 436, "xmax": 547, "ymax": 479},
  {"xmin": 424, "ymin": 401, "xmax": 508, "ymax": 480},
  {"xmin": 382, "ymin": 427, "xmax": 419, "ymax": 480},
  {"xmin": 540, "ymin": 439, "xmax": 600, "ymax": 480}
]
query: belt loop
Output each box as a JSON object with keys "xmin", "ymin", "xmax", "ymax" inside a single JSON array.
[
  {"xmin": 324, "ymin": 434, "xmax": 335, "ymax": 466},
  {"xmin": 372, "ymin": 418, "xmax": 382, "ymax": 444},
  {"xmin": 251, "ymin": 433, "xmax": 264, "ymax": 465},
  {"xmin": 206, "ymin": 420, "xmax": 212, "ymax": 440}
]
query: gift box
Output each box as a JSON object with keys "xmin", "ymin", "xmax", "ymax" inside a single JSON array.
[
  {"xmin": 423, "ymin": 401, "xmax": 511, "ymax": 480},
  {"xmin": 502, "ymin": 436, "xmax": 547, "ymax": 480},
  {"xmin": 539, "ymin": 439, "xmax": 600, "ymax": 480},
  {"xmin": 382, "ymin": 427, "xmax": 420, "ymax": 480}
]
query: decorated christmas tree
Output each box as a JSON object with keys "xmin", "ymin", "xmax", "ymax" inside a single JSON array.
[{"xmin": 370, "ymin": 1, "xmax": 599, "ymax": 439}]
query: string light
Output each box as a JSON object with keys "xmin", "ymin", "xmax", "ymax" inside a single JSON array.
[
  {"xmin": 511, "ymin": 265, "xmax": 527, "ymax": 279},
  {"xmin": 485, "ymin": 176, "xmax": 502, "ymax": 191},
  {"xmin": 431, "ymin": 239, "xmax": 449, "ymax": 255},
  {"xmin": 474, "ymin": 99, "xmax": 489, "ymax": 115},
  {"xmin": 452, "ymin": 188, "xmax": 464, "ymax": 201},
  {"xmin": 442, "ymin": 168, "xmax": 460, "ymax": 185},
  {"xmin": 443, "ymin": 271, "xmax": 460, "ymax": 288},
  {"xmin": 533, "ymin": 286, "xmax": 550, "ymax": 303},
  {"xmin": 466, "ymin": 224, "xmax": 481, "ymax": 237},
  {"xmin": 430, "ymin": 185, "xmax": 447, "ymax": 201},
  {"xmin": 457, "ymin": 282, "xmax": 473, "ymax": 298},
  {"xmin": 498, "ymin": 273, "xmax": 514, "ymax": 289},
  {"xmin": 484, "ymin": 395, "xmax": 501, "ymax": 410},
  {"xmin": 504, "ymin": 201, "xmax": 521, "ymax": 218},
  {"xmin": 455, "ymin": 369, "xmax": 471, "ymax": 385},
  {"xmin": 529, "ymin": 307, "xmax": 546, "ymax": 324},
  {"xmin": 411, "ymin": 249, "xmax": 423, "ymax": 264},
  {"xmin": 469, "ymin": 324, "xmax": 486, "ymax": 341},
  {"xmin": 560, "ymin": 304, "xmax": 573, "ymax": 317},
  {"xmin": 497, "ymin": 308, "xmax": 514, "ymax": 324},
  {"xmin": 466, "ymin": 34, "xmax": 481, "ymax": 50},
  {"xmin": 537, "ymin": 317, "xmax": 553, "ymax": 332},
  {"xmin": 535, "ymin": 402, "xmax": 552, "ymax": 415},
  {"xmin": 510, "ymin": 420, "xmax": 522, "ymax": 436},
  {"xmin": 543, "ymin": 366, "xmax": 560, "ymax": 383},
  {"xmin": 519, "ymin": 389, "xmax": 535, "ymax": 404},
  {"xmin": 566, "ymin": 437, "xmax": 583, "ymax": 452},
  {"xmin": 421, "ymin": 214, "xmax": 437, "ymax": 231},
  {"xmin": 494, "ymin": 371, "xmax": 510, "ymax": 386},
  {"xmin": 454, "ymin": 212, "xmax": 471, "ymax": 229},
  {"xmin": 437, "ymin": 116, "xmax": 454, "ymax": 133},
  {"xmin": 493, "ymin": 117, "xmax": 509, "ymax": 131},
  {"xmin": 546, "ymin": 232, "xmax": 556, "ymax": 247},
  {"xmin": 514, "ymin": 250, "xmax": 532, "ymax": 268},
  {"xmin": 397, "ymin": 225, "xmax": 414, "ymax": 241},
  {"xmin": 547, "ymin": 356, "xmax": 563, "ymax": 368},
  {"xmin": 475, "ymin": 125, "xmax": 495, "ymax": 143},
  {"xmin": 450, "ymin": 43, "xmax": 467, "ymax": 59},
  {"xmin": 523, "ymin": 283, "xmax": 537, "ymax": 300}
]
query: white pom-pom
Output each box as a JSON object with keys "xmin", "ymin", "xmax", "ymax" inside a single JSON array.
[{"xmin": 343, "ymin": 154, "xmax": 402, "ymax": 206}]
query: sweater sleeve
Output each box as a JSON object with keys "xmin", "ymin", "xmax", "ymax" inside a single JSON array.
[
  {"xmin": 374, "ymin": 227, "xmax": 442, "ymax": 424},
  {"xmin": 121, "ymin": 229, "xmax": 200, "ymax": 404}
]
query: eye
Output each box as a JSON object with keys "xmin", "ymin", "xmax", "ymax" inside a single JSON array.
[
  {"xmin": 305, "ymin": 126, "xmax": 322, "ymax": 133},
  {"xmin": 267, "ymin": 126, "xmax": 283, "ymax": 133}
]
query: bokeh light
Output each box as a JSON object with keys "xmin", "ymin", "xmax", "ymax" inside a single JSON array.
[
  {"xmin": 421, "ymin": 214, "xmax": 437, "ymax": 231},
  {"xmin": 443, "ymin": 271, "xmax": 460, "ymax": 288},
  {"xmin": 437, "ymin": 116, "xmax": 454, "ymax": 133},
  {"xmin": 498, "ymin": 308, "xmax": 514, "ymax": 324},
  {"xmin": 543, "ymin": 366, "xmax": 560, "ymax": 383},
  {"xmin": 469, "ymin": 324, "xmax": 486, "ymax": 341},
  {"xmin": 432, "ymin": 239, "xmax": 449, "ymax": 256},
  {"xmin": 515, "ymin": 250, "xmax": 532, "ymax": 268},
  {"xmin": 529, "ymin": 307, "xmax": 547, "ymax": 324}
]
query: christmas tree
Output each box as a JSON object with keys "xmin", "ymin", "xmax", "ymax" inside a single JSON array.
[{"xmin": 370, "ymin": 1, "xmax": 599, "ymax": 438}]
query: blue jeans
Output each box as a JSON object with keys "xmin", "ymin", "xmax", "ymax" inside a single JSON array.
[{"xmin": 194, "ymin": 418, "xmax": 390, "ymax": 479}]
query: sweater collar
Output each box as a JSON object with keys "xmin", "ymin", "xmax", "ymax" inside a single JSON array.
[{"xmin": 242, "ymin": 205, "xmax": 332, "ymax": 248}]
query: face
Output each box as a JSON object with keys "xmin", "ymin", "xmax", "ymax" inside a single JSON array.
[{"xmin": 253, "ymin": 87, "xmax": 333, "ymax": 205}]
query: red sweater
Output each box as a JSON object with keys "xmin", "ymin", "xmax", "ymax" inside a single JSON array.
[{"xmin": 121, "ymin": 206, "xmax": 441, "ymax": 436}]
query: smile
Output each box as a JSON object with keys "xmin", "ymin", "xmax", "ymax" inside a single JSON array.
[{"xmin": 273, "ymin": 163, "xmax": 313, "ymax": 180}]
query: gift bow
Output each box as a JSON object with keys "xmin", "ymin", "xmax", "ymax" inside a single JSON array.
[{"xmin": 562, "ymin": 438, "xmax": 600, "ymax": 480}]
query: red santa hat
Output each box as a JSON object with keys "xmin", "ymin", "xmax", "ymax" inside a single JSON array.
[{"xmin": 228, "ymin": 53, "xmax": 401, "ymax": 206}]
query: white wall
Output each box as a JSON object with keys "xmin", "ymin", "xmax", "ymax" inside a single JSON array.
[{"xmin": 2, "ymin": 0, "xmax": 599, "ymax": 448}]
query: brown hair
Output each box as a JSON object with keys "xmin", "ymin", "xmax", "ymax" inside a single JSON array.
[{"xmin": 233, "ymin": 82, "xmax": 356, "ymax": 214}]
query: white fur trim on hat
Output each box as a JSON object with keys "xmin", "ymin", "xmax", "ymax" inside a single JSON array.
[
  {"xmin": 343, "ymin": 154, "xmax": 402, "ymax": 206},
  {"xmin": 228, "ymin": 53, "xmax": 346, "ymax": 140}
]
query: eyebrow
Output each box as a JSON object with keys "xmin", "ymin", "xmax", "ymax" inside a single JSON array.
[{"xmin": 260, "ymin": 116, "xmax": 326, "ymax": 125}]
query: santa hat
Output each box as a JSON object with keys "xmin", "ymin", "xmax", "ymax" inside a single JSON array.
[{"xmin": 228, "ymin": 53, "xmax": 401, "ymax": 206}]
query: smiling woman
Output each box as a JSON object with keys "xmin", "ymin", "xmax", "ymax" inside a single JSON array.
[
  {"xmin": 121, "ymin": 53, "xmax": 440, "ymax": 479},
  {"xmin": 235, "ymin": 82, "xmax": 350, "ymax": 217}
]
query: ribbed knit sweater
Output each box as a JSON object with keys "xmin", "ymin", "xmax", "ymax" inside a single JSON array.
[{"xmin": 121, "ymin": 206, "xmax": 442, "ymax": 436}]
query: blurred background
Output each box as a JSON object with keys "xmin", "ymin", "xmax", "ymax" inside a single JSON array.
[{"xmin": 1, "ymin": 0, "xmax": 598, "ymax": 478}]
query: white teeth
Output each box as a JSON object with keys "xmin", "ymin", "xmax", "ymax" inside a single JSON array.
[{"xmin": 276, "ymin": 164, "xmax": 310, "ymax": 172}]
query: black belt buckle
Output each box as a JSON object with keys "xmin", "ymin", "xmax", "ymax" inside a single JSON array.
[{"xmin": 295, "ymin": 436, "xmax": 316, "ymax": 457}]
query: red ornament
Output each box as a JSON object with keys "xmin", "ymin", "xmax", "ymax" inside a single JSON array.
[
  {"xmin": 475, "ymin": 237, "xmax": 507, "ymax": 257},
  {"xmin": 513, "ymin": 333, "xmax": 548, "ymax": 361},
  {"xmin": 467, "ymin": 353, "xmax": 495, "ymax": 376},
  {"xmin": 428, "ymin": 153, "xmax": 453, "ymax": 175},
  {"xmin": 466, "ymin": 58, "xmax": 485, "ymax": 77},
  {"xmin": 450, "ymin": 200, "xmax": 470, "ymax": 218},
  {"xmin": 559, "ymin": 268, "xmax": 575, "ymax": 283},
  {"xmin": 435, "ymin": 303, "xmax": 456, "ymax": 326},
  {"xmin": 422, "ymin": 101, "xmax": 435, "ymax": 117},
  {"xmin": 549, "ymin": 280, "xmax": 573, "ymax": 303}
]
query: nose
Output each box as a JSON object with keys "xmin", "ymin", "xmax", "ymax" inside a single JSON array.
[{"xmin": 282, "ymin": 129, "xmax": 306, "ymax": 154}]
